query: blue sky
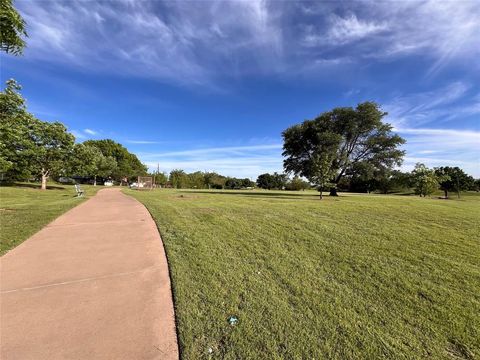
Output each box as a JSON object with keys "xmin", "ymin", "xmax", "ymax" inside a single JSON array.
[{"xmin": 2, "ymin": 0, "xmax": 479, "ymax": 178}]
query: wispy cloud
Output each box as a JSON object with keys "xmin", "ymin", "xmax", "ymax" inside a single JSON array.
[
  {"xmin": 84, "ymin": 128, "xmax": 98, "ymax": 135},
  {"xmin": 384, "ymin": 82, "xmax": 478, "ymax": 127},
  {"xmin": 70, "ymin": 128, "xmax": 100, "ymax": 141},
  {"xmin": 16, "ymin": 0, "xmax": 480, "ymax": 86}
]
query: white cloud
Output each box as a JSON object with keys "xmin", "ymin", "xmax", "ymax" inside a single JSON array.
[
  {"xmin": 84, "ymin": 128, "xmax": 97, "ymax": 135},
  {"xmin": 304, "ymin": 14, "xmax": 387, "ymax": 46}
]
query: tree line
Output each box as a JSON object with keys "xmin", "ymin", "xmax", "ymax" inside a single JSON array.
[{"xmin": 149, "ymin": 170, "xmax": 255, "ymax": 190}]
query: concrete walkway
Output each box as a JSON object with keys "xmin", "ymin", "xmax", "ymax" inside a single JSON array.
[{"xmin": 1, "ymin": 188, "xmax": 178, "ymax": 360}]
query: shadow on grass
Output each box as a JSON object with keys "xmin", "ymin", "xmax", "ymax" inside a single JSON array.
[
  {"xmin": 1, "ymin": 182, "xmax": 67, "ymax": 190},
  {"xmin": 179, "ymin": 190, "xmax": 324, "ymax": 201}
]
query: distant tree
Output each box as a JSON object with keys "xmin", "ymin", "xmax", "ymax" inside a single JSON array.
[
  {"xmin": 188, "ymin": 171, "xmax": 205, "ymax": 188},
  {"xmin": 1, "ymin": 0, "xmax": 27, "ymax": 55},
  {"xmin": 225, "ymin": 177, "xmax": 241, "ymax": 189},
  {"xmin": 169, "ymin": 169, "xmax": 188, "ymax": 189},
  {"xmin": 473, "ymin": 179, "xmax": 480, "ymax": 192},
  {"xmin": 285, "ymin": 176, "xmax": 310, "ymax": 191},
  {"xmin": 204, "ymin": 172, "xmax": 226, "ymax": 189},
  {"xmin": 272, "ymin": 172, "xmax": 288, "ymax": 189},
  {"xmin": 434, "ymin": 166, "xmax": 474, "ymax": 199},
  {"xmin": 412, "ymin": 163, "xmax": 443, "ymax": 197},
  {"xmin": 241, "ymin": 178, "xmax": 255, "ymax": 188},
  {"xmin": 152, "ymin": 171, "xmax": 168, "ymax": 187},
  {"xmin": 283, "ymin": 102, "xmax": 405, "ymax": 196},
  {"xmin": 256, "ymin": 173, "xmax": 275, "ymax": 189},
  {"xmin": 84, "ymin": 139, "xmax": 147, "ymax": 181}
]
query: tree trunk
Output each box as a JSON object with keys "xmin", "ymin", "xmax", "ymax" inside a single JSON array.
[
  {"xmin": 41, "ymin": 172, "xmax": 48, "ymax": 190},
  {"xmin": 329, "ymin": 187, "xmax": 338, "ymax": 196},
  {"xmin": 444, "ymin": 189, "xmax": 448, "ymax": 199},
  {"xmin": 319, "ymin": 190, "xmax": 323, "ymax": 200},
  {"xmin": 94, "ymin": 175, "xmax": 97, "ymax": 186}
]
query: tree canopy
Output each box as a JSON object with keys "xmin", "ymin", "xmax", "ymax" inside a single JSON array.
[
  {"xmin": 84, "ymin": 139, "xmax": 147, "ymax": 180},
  {"xmin": 282, "ymin": 102, "xmax": 405, "ymax": 196},
  {"xmin": 0, "ymin": 0, "xmax": 27, "ymax": 55},
  {"xmin": 434, "ymin": 166, "xmax": 474, "ymax": 199}
]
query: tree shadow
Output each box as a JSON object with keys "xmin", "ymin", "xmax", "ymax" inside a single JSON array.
[
  {"xmin": 178, "ymin": 190, "xmax": 323, "ymax": 201},
  {"xmin": 2, "ymin": 182, "xmax": 67, "ymax": 190}
]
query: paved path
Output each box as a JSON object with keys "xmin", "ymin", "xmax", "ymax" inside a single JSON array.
[{"xmin": 1, "ymin": 188, "xmax": 178, "ymax": 360}]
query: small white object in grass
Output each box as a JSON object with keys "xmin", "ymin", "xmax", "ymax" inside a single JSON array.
[
  {"xmin": 228, "ymin": 316, "xmax": 239, "ymax": 325},
  {"xmin": 208, "ymin": 347, "xmax": 213, "ymax": 354}
]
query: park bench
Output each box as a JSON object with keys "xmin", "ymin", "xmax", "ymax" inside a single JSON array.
[{"xmin": 74, "ymin": 184, "xmax": 85, "ymax": 197}]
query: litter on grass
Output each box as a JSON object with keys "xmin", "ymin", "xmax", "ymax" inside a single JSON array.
[{"xmin": 228, "ymin": 316, "xmax": 239, "ymax": 326}]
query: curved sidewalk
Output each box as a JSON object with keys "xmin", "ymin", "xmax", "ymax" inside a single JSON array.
[{"xmin": 1, "ymin": 188, "xmax": 178, "ymax": 360}]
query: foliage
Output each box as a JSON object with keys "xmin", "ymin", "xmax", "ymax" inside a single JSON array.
[
  {"xmin": 411, "ymin": 163, "xmax": 442, "ymax": 197},
  {"xmin": 151, "ymin": 171, "xmax": 168, "ymax": 186},
  {"xmin": 0, "ymin": 0, "xmax": 27, "ymax": 55},
  {"xmin": 434, "ymin": 166, "xmax": 474, "ymax": 198},
  {"xmin": 84, "ymin": 139, "xmax": 147, "ymax": 180},
  {"xmin": 170, "ymin": 169, "xmax": 189, "ymax": 189},
  {"xmin": 0, "ymin": 80, "xmax": 75, "ymax": 189},
  {"xmin": 204, "ymin": 172, "xmax": 227, "ymax": 189},
  {"xmin": 285, "ymin": 176, "xmax": 310, "ymax": 191},
  {"xmin": 283, "ymin": 102, "xmax": 405, "ymax": 196},
  {"xmin": 70, "ymin": 143, "xmax": 117, "ymax": 183},
  {"xmin": 256, "ymin": 172, "xmax": 287, "ymax": 190}
]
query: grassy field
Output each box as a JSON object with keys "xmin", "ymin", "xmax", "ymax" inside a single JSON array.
[
  {"xmin": 0, "ymin": 183, "xmax": 101, "ymax": 255},
  {"xmin": 126, "ymin": 189, "xmax": 480, "ymax": 359}
]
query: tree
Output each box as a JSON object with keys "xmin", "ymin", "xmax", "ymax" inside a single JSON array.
[
  {"xmin": 204, "ymin": 172, "xmax": 226, "ymax": 189},
  {"xmin": 241, "ymin": 178, "xmax": 254, "ymax": 188},
  {"xmin": 434, "ymin": 167, "xmax": 474, "ymax": 199},
  {"xmin": 1, "ymin": 0, "xmax": 27, "ymax": 55},
  {"xmin": 256, "ymin": 173, "xmax": 275, "ymax": 189},
  {"xmin": 285, "ymin": 176, "xmax": 310, "ymax": 191},
  {"xmin": 170, "ymin": 169, "xmax": 188, "ymax": 189},
  {"xmin": 152, "ymin": 171, "xmax": 168, "ymax": 187},
  {"xmin": 70, "ymin": 144, "xmax": 117, "ymax": 185},
  {"xmin": 188, "ymin": 171, "xmax": 205, "ymax": 188},
  {"xmin": 84, "ymin": 139, "xmax": 147, "ymax": 181},
  {"xmin": 0, "ymin": 80, "xmax": 74, "ymax": 189},
  {"xmin": 31, "ymin": 121, "xmax": 75, "ymax": 190},
  {"xmin": 283, "ymin": 102, "xmax": 405, "ymax": 196},
  {"xmin": 411, "ymin": 163, "xmax": 442, "ymax": 197}
]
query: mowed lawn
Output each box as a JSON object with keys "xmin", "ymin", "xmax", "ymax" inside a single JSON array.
[
  {"xmin": 0, "ymin": 183, "xmax": 100, "ymax": 255},
  {"xmin": 127, "ymin": 189, "xmax": 480, "ymax": 359}
]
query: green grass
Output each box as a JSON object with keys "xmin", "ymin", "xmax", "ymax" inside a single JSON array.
[
  {"xmin": 126, "ymin": 189, "xmax": 480, "ymax": 359},
  {"xmin": 0, "ymin": 183, "xmax": 101, "ymax": 255}
]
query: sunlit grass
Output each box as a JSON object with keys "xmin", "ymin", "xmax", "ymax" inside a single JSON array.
[{"xmin": 127, "ymin": 189, "xmax": 480, "ymax": 359}]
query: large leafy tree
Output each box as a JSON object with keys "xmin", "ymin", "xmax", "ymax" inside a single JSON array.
[
  {"xmin": 70, "ymin": 143, "xmax": 117, "ymax": 185},
  {"xmin": 283, "ymin": 102, "xmax": 405, "ymax": 196},
  {"xmin": 33, "ymin": 121, "xmax": 75, "ymax": 190},
  {"xmin": 0, "ymin": 0, "xmax": 27, "ymax": 55},
  {"xmin": 434, "ymin": 166, "xmax": 474, "ymax": 199},
  {"xmin": 84, "ymin": 139, "xmax": 147, "ymax": 181},
  {"xmin": 0, "ymin": 80, "xmax": 74, "ymax": 189}
]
